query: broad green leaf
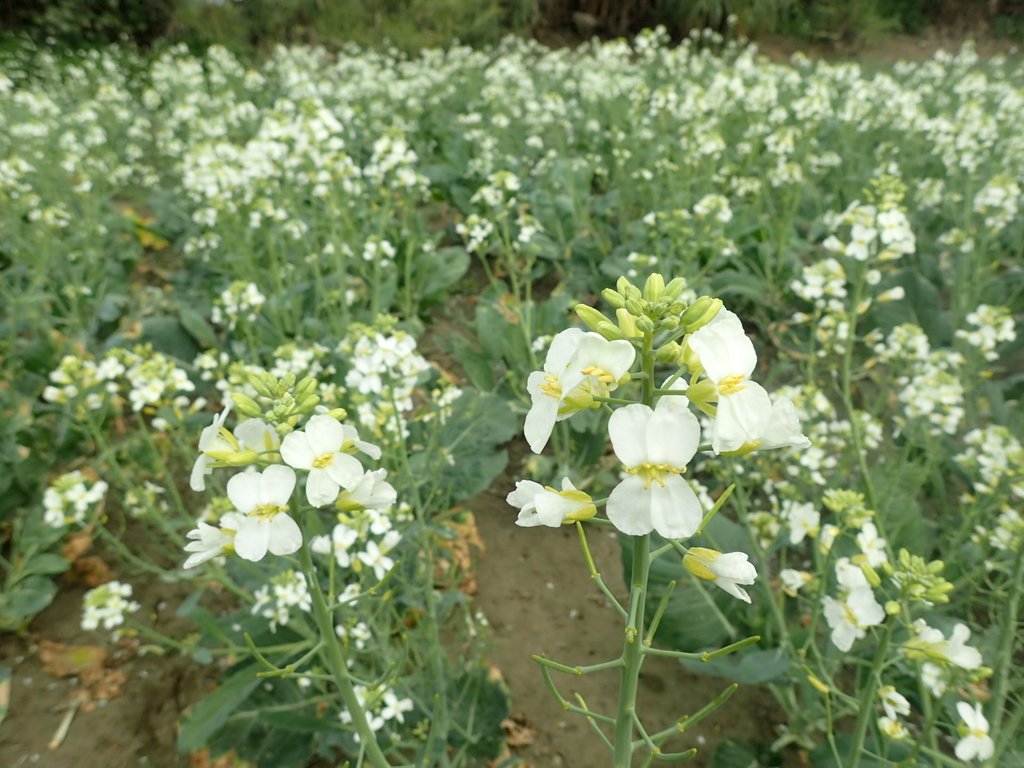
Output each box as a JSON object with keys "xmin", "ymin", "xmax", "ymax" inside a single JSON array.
[{"xmin": 177, "ymin": 665, "xmax": 260, "ymax": 753}]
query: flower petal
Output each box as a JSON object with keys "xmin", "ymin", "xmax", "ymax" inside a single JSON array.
[
  {"xmin": 268, "ymin": 513, "xmax": 303, "ymax": 555},
  {"xmin": 261, "ymin": 465, "xmax": 296, "ymax": 507},
  {"xmin": 325, "ymin": 453, "xmax": 365, "ymax": 490},
  {"xmin": 524, "ymin": 389, "xmax": 560, "ymax": 454},
  {"xmin": 545, "ymin": 328, "xmax": 586, "ymax": 373},
  {"xmin": 280, "ymin": 431, "xmax": 316, "ymax": 469},
  {"xmin": 608, "ymin": 404, "xmax": 654, "ymax": 468},
  {"xmin": 576, "ymin": 334, "xmax": 636, "ymax": 379},
  {"xmin": 647, "ymin": 396, "xmax": 700, "ymax": 467},
  {"xmin": 306, "ymin": 468, "xmax": 341, "ymax": 507},
  {"xmin": 305, "ymin": 415, "xmax": 347, "ymax": 454},
  {"xmin": 606, "ymin": 475, "xmax": 654, "ymax": 536},
  {"xmin": 226, "ymin": 470, "xmax": 260, "ymax": 513},
  {"xmin": 234, "ymin": 518, "xmax": 269, "ymax": 562},
  {"xmin": 688, "ymin": 309, "xmax": 757, "ymax": 383},
  {"xmin": 648, "ymin": 476, "xmax": 702, "ymax": 539},
  {"xmin": 507, "ymin": 480, "xmax": 544, "ymax": 509},
  {"xmin": 713, "ymin": 382, "xmax": 771, "ymax": 453}
]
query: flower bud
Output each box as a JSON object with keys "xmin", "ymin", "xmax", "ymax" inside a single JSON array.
[
  {"xmin": 683, "ymin": 547, "xmax": 721, "ymax": 581},
  {"xmin": 663, "ymin": 277, "xmax": 688, "ymax": 300},
  {"xmin": 595, "ymin": 321, "xmax": 627, "ymax": 341},
  {"xmin": 231, "ymin": 393, "xmax": 263, "ymax": 419},
  {"xmin": 624, "ymin": 299, "xmax": 644, "ymax": 317},
  {"xmin": 616, "ymin": 308, "xmax": 638, "ymax": 337},
  {"xmin": 681, "ymin": 296, "xmax": 723, "ymax": 332},
  {"xmin": 656, "ymin": 341, "xmax": 682, "ymax": 364},
  {"xmin": 642, "ymin": 273, "xmax": 665, "ymax": 302},
  {"xmin": 635, "ymin": 315, "xmax": 655, "ymax": 334},
  {"xmin": 602, "ymin": 288, "xmax": 626, "ymax": 309},
  {"xmin": 616, "ymin": 276, "xmax": 634, "ymax": 296},
  {"xmin": 249, "ymin": 371, "xmax": 277, "ymax": 398},
  {"xmin": 295, "ymin": 376, "xmax": 318, "ymax": 401},
  {"xmin": 576, "ymin": 304, "xmax": 613, "ymax": 332}
]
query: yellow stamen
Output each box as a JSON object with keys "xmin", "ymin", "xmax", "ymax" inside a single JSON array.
[
  {"xmin": 580, "ymin": 365, "xmax": 615, "ymax": 384},
  {"xmin": 253, "ymin": 503, "xmax": 285, "ymax": 520},
  {"xmin": 626, "ymin": 463, "xmax": 684, "ymax": 489},
  {"xmin": 313, "ymin": 453, "xmax": 334, "ymax": 469},
  {"xmin": 540, "ymin": 374, "xmax": 562, "ymax": 398},
  {"xmin": 717, "ymin": 374, "xmax": 747, "ymax": 396}
]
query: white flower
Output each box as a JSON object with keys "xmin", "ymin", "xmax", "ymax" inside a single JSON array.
[
  {"xmin": 955, "ymin": 702, "xmax": 994, "ymax": 762},
  {"xmin": 381, "ymin": 690, "xmax": 414, "ymax": 723},
  {"xmin": 878, "ymin": 716, "xmax": 908, "ymax": 740},
  {"xmin": 182, "ymin": 512, "xmax": 244, "ymax": 569},
  {"xmin": 524, "ymin": 329, "xmax": 635, "ymax": 453},
  {"xmin": 879, "ymin": 686, "xmax": 910, "ymax": 720},
  {"xmin": 281, "ymin": 415, "xmax": 380, "ymax": 507},
  {"xmin": 227, "ymin": 465, "xmax": 302, "ymax": 561},
  {"xmin": 335, "ymin": 468, "xmax": 397, "ymax": 512},
  {"xmin": 357, "ymin": 531, "xmax": 400, "ymax": 580},
  {"xmin": 606, "ymin": 396, "xmax": 702, "ymax": 539},
  {"xmin": 507, "ymin": 478, "xmax": 596, "ymax": 528},
  {"xmin": 904, "ymin": 620, "xmax": 982, "ymax": 670},
  {"xmin": 856, "ymin": 522, "xmax": 888, "ymax": 567},
  {"xmin": 779, "ymin": 568, "xmax": 811, "ymax": 596},
  {"xmin": 783, "ymin": 500, "xmax": 819, "ymax": 544},
  {"xmin": 822, "ymin": 558, "xmax": 885, "ymax": 651},
  {"xmin": 312, "ymin": 523, "xmax": 359, "ymax": 568},
  {"xmin": 81, "ymin": 581, "xmax": 140, "ymax": 633},
  {"xmin": 688, "ymin": 311, "xmax": 808, "ymax": 453},
  {"xmin": 190, "ymin": 405, "xmax": 232, "ymax": 491},
  {"xmin": 683, "ymin": 547, "xmax": 757, "ymax": 603}
]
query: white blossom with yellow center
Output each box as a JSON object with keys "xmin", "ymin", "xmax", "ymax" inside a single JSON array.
[
  {"xmin": 281, "ymin": 415, "xmax": 381, "ymax": 507},
  {"xmin": 524, "ymin": 328, "xmax": 636, "ymax": 454},
  {"xmin": 606, "ymin": 396, "xmax": 702, "ymax": 539},
  {"xmin": 688, "ymin": 309, "xmax": 809, "ymax": 454},
  {"xmin": 226, "ymin": 465, "xmax": 302, "ymax": 562}
]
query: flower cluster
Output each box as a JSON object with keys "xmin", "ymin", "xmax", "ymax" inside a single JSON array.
[
  {"xmin": 81, "ymin": 580, "xmax": 140, "ymax": 636},
  {"xmin": 43, "ymin": 470, "xmax": 108, "ymax": 528}
]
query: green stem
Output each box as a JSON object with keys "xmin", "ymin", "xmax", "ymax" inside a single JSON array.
[
  {"xmin": 612, "ymin": 533, "xmax": 651, "ymax": 767},
  {"xmin": 990, "ymin": 547, "xmax": 1024, "ymax": 742},
  {"xmin": 847, "ymin": 621, "xmax": 894, "ymax": 768},
  {"xmin": 298, "ymin": 518, "xmax": 391, "ymax": 768}
]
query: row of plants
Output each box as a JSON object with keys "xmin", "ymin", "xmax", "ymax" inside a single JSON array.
[{"xmin": 1, "ymin": 30, "xmax": 1021, "ymax": 766}]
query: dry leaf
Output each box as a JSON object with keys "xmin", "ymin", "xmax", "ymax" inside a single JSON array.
[
  {"xmin": 501, "ymin": 711, "xmax": 536, "ymax": 748},
  {"xmin": 62, "ymin": 532, "xmax": 93, "ymax": 562},
  {"xmin": 437, "ymin": 511, "xmax": 485, "ymax": 595},
  {"xmin": 68, "ymin": 555, "xmax": 115, "ymax": 587},
  {"xmin": 38, "ymin": 641, "xmax": 107, "ymax": 679}
]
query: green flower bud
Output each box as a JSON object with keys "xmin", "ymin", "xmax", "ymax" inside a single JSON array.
[
  {"xmin": 681, "ymin": 296, "xmax": 723, "ymax": 332},
  {"xmin": 595, "ymin": 321, "xmax": 627, "ymax": 341},
  {"xmin": 656, "ymin": 341, "xmax": 682, "ymax": 364},
  {"xmin": 231, "ymin": 393, "xmax": 263, "ymax": 419},
  {"xmin": 616, "ymin": 276, "xmax": 634, "ymax": 296},
  {"xmin": 576, "ymin": 303, "xmax": 613, "ymax": 332},
  {"xmin": 616, "ymin": 308, "xmax": 638, "ymax": 338},
  {"xmin": 636, "ymin": 315, "xmax": 655, "ymax": 334},
  {"xmin": 663, "ymin": 277, "xmax": 688, "ymax": 300},
  {"xmin": 642, "ymin": 273, "xmax": 665, "ymax": 302},
  {"xmin": 624, "ymin": 298, "xmax": 644, "ymax": 316},
  {"xmin": 249, "ymin": 371, "xmax": 277, "ymax": 397},
  {"xmin": 295, "ymin": 376, "xmax": 318, "ymax": 401},
  {"xmin": 602, "ymin": 288, "xmax": 626, "ymax": 309},
  {"xmin": 885, "ymin": 600, "xmax": 901, "ymax": 616}
]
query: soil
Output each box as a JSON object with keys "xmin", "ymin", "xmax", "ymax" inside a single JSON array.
[{"xmin": 471, "ymin": 481, "xmax": 785, "ymax": 768}]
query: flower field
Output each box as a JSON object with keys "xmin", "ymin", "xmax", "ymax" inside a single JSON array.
[{"xmin": 0, "ymin": 29, "xmax": 1022, "ymax": 768}]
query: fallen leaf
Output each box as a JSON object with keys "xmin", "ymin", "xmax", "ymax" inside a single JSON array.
[
  {"xmin": 501, "ymin": 711, "xmax": 536, "ymax": 748},
  {"xmin": 68, "ymin": 555, "xmax": 114, "ymax": 587},
  {"xmin": 62, "ymin": 532, "xmax": 93, "ymax": 562},
  {"xmin": 38, "ymin": 641, "xmax": 107, "ymax": 678},
  {"xmin": 437, "ymin": 511, "xmax": 485, "ymax": 595}
]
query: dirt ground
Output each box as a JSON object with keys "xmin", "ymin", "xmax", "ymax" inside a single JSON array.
[{"xmin": 471, "ymin": 481, "xmax": 784, "ymax": 768}]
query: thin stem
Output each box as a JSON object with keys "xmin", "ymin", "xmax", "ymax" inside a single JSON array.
[
  {"xmin": 299, "ymin": 513, "xmax": 391, "ymax": 768},
  {"xmin": 847, "ymin": 621, "xmax": 894, "ymax": 768},
  {"xmin": 990, "ymin": 548, "xmax": 1024, "ymax": 739},
  {"xmin": 612, "ymin": 533, "xmax": 651, "ymax": 767},
  {"xmin": 577, "ymin": 521, "xmax": 627, "ymax": 619}
]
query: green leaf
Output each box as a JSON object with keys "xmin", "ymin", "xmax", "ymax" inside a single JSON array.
[
  {"xmin": 21, "ymin": 553, "xmax": 70, "ymax": 578},
  {"xmin": 0, "ymin": 576, "xmax": 58, "ymax": 630},
  {"xmin": 709, "ymin": 737, "xmax": 773, "ymax": 768},
  {"xmin": 415, "ymin": 246, "xmax": 470, "ymax": 298},
  {"xmin": 177, "ymin": 666, "xmax": 260, "ymax": 753},
  {"xmin": 679, "ymin": 648, "xmax": 790, "ymax": 685},
  {"xmin": 179, "ymin": 306, "xmax": 219, "ymax": 348}
]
